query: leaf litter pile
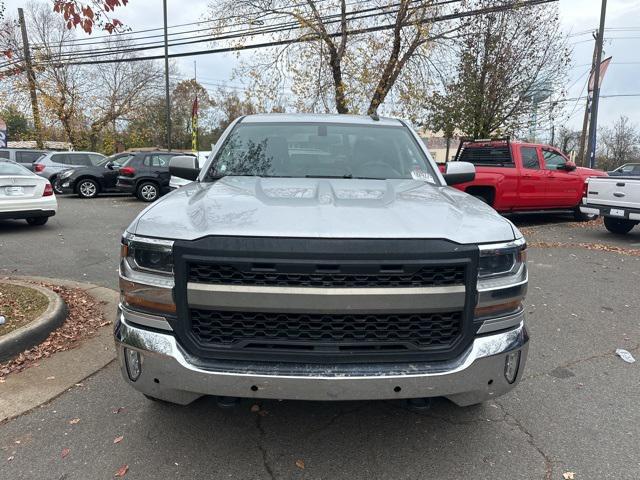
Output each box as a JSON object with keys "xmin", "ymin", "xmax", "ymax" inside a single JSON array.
[
  {"xmin": 0, "ymin": 283, "xmax": 48, "ymax": 335},
  {"xmin": 0, "ymin": 282, "xmax": 109, "ymax": 381}
]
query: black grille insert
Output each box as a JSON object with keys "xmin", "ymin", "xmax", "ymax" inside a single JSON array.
[
  {"xmin": 189, "ymin": 309, "xmax": 463, "ymax": 353},
  {"xmin": 188, "ymin": 263, "xmax": 465, "ymax": 288}
]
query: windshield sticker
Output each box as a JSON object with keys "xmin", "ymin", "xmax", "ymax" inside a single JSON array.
[{"xmin": 411, "ymin": 170, "xmax": 435, "ymax": 183}]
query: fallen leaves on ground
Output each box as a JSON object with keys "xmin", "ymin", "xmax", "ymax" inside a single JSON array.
[
  {"xmin": 295, "ymin": 459, "xmax": 305, "ymax": 470},
  {"xmin": 69, "ymin": 418, "xmax": 80, "ymax": 425},
  {"xmin": 113, "ymin": 436, "xmax": 124, "ymax": 444},
  {"xmin": 0, "ymin": 283, "xmax": 107, "ymax": 381},
  {"xmin": 61, "ymin": 448, "xmax": 70, "ymax": 459},
  {"xmin": 563, "ymin": 472, "xmax": 576, "ymax": 479},
  {"xmin": 0, "ymin": 283, "xmax": 48, "ymax": 335},
  {"xmin": 529, "ymin": 241, "xmax": 640, "ymax": 257},
  {"xmin": 250, "ymin": 404, "xmax": 260, "ymax": 413},
  {"xmin": 7, "ymin": 456, "xmax": 14, "ymax": 462},
  {"xmin": 115, "ymin": 464, "xmax": 129, "ymax": 477},
  {"xmin": 112, "ymin": 407, "xmax": 125, "ymax": 414}
]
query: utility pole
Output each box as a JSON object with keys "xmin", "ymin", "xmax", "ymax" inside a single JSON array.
[
  {"xmin": 577, "ymin": 39, "xmax": 597, "ymax": 166},
  {"xmin": 586, "ymin": 0, "xmax": 607, "ymax": 169},
  {"xmin": 18, "ymin": 8, "xmax": 44, "ymax": 149},
  {"xmin": 163, "ymin": 0, "xmax": 171, "ymax": 151}
]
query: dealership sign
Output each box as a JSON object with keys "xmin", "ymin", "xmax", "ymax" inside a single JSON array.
[{"xmin": 0, "ymin": 118, "xmax": 6, "ymax": 148}]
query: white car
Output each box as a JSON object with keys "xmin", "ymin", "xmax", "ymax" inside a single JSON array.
[
  {"xmin": 169, "ymin": 151, "xmax": 211, "ymax": 190},
  {"xmin": 0, "ymin": 160, "xmax": 57, "ymax": 226}
]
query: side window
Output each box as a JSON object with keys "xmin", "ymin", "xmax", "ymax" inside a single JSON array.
[
  {"xmin": 89, "ymin": 154, "xmax": 104, "ymax": 165},
  {"xmin": 542, "ymin": 151, "xmax": 566, "ymax": 171},
  {"xmin": 69, "ymin": 154, "xmax": 92, "ymax": 166},
  {"xmin": 521, "ymin": 147, "xmax": 540, "ymax": 170},
  {"xmin": 145, "ymin": 154, "xmax": 170, "ymax": 167},
  {"xmin": 16, "ymin": 151, "xmax": 44, "ymax": 163},
  {"xmin": 51, "ymin": 153, "xmax": 68, "ymax": 165},
  {"xmin": 458, "ymin": 146, "xmax": 514, "ymax": 167},
  {"xmin": 633, "ymin": 165, "xmax": 640, "ymax": 174},
  {"xmin": 0, "ymin": 150, "xmax": 10, "ymax": 159}
]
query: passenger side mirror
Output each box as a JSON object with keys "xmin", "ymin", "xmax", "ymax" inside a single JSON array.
[
  {"xmin": 443, "ymin": 161, "xmax": 475, "ymax": 186},
  {"xmin": 169, "ymin": 155, "xmax": 200, "ymax": 181}
]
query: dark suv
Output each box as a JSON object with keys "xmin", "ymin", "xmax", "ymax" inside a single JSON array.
[
  {"xmin": 57, "ymin": 152, "xmax": 135, "ymax": 198},
  {"xmin": 116, "ymin": 152, "xmax": 191, "ymax": 202}
]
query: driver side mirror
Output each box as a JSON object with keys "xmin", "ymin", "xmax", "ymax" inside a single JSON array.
[
  {"xmin": 169, "ymin": 155, "xmax": 200, "ymax": 181},
  {"xmin": 562, "ymin": 161, "xmax": 577, "ymax": 172},
  {"xmin": 443, "ymin": 162, "xmax": 475, "ymax": 185},
  {"xmin": 106, "ymin": 162, "xmax": 114, "ymax": 170}
]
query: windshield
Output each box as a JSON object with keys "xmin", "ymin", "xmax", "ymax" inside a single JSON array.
[
  {"xmin": 0, "ymin": 162, "xmax": 33, "ymax": 176},
  {"xmin": 98, "ymin": 153, "xmax": 134, "ymax": 167},
  {"xmin": 206, "ymin": 122, "xmax": 436, "ymax": 181}
]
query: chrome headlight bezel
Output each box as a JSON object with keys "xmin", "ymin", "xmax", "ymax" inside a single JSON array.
[
  {"xmin": 478, "ymin": 237, "xmax": 527, "ymax": 279},
  {"xmin": 121, "ymin": 232, "xmax": 174, "ymax": 275}
]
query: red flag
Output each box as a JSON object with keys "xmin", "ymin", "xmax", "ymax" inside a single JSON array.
[{"xmin": 588, "ymin": 56, "xmax": 612, "ymax": 92}]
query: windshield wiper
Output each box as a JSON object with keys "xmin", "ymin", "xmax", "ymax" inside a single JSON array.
[{"xmin": 304, "ymin": 174, "xmax": 353, "ymax": 179}]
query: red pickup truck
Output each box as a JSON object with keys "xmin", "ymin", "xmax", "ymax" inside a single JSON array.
[{"xmin": 444, "ymin": 139, "xmax": 607, "ymax": 220}]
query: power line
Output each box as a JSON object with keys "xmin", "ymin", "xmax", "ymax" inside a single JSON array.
[
  {"xmin": 28, "ymin": 0, "xmax": 557, "ymax": 68},
  {"xmin": 30, "ymin": 0, "xmax": 463, "ymax": 63}
]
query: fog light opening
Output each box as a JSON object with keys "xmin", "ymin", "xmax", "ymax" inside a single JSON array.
[
  {"xmin": 504, "ymin": 351, "xmax": 521, "ymax": 384},
  {"xmin": 124, "ymin": 348, "xmax": 141, "ymax": 382}
]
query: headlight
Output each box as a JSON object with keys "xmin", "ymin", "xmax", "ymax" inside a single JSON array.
[
  {"xmin": 120, "ymin": 233, "xmax": 175, "ymax": 315},
  {"xmin": 478, "ymin": 238, "xmax": 526, "ymax": 279},
  {"xmin": 122, "ymin": 232, "xmax": 173, "ymax": 274},
  {"xmin": 60, "ymin": 169, "xmax": 75, "ymax": 179}
]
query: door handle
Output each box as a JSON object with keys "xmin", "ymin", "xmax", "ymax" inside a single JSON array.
[{"xmin": 614, "ymin": 192, "xmax": 626, "ymax": 198}]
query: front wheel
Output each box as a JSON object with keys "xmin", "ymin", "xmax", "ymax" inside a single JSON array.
[
  {"xmin": 573, "ymin": 207, "xmax": 597, "ymax": 222},
  {"xmin": 26, "ymin": 217, "xmax": 48, "ymax": 226},
  {"xmin": 136, "ymin": 182, "xmax": 159, "ymax": 202},
  {"xmin": 604, "ymin": 216, "xmax": 636, "ymax": 235},
  {"xmin": 77, "ymin": 179, "xmax": 99, "ymax": 198},
  {"xmin": 52, "ymin": 177, "xmax": 64, "ymax": 195}
]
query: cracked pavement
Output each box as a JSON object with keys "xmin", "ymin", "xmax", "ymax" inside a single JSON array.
[{"xmin": 1, "ymin": 197, "xmax": 639, "ymax": 479}]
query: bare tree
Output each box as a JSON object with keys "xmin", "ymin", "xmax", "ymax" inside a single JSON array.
[
  {"xmin": 598, "ymin": 116, "xmax": 640, "ymax": 170},
  {"xmin": 427, "ymin": 1, "xmax": 570, "ymax": 138},
  {"xmin": 85, "ymin": 37, "xmax": 163, "ymax": 150},
  {"xmin": 554, "ymin": 126, "xmax": 581, "ymax": 155},
  {"xmin": 207, "ymin": 0, "xmax": 460, "ymax": 115}
]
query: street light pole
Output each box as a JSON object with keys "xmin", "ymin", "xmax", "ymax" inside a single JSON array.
[
  {"xmin": 163, "ymin": 0, "xmax": 172, "ymax": 151},
  {"xmin": 586, "ymin": 0, "xmax": 607, "ymax": 169}
]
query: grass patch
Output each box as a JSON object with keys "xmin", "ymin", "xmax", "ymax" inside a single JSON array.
[{"xmin": 0, "ymin": 283, "xmax": 49, "ymax": 336}]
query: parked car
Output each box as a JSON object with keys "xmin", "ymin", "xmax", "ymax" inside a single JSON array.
[
  {"xmin": 581, "ymin": 176, "xmax": 640, "ymax": 234},
  {"xmin": 57, "ymin": 152, "xmax": 135, "ymax": 198},
  {"xmin": 443, "ymin": 138, "xmax": 607, "ymax": 221},
  {"xmin": 0, "ymin": 159, "xmax": 57, "ymax": 225},
  {"xmin": 169, "ymin": 151, "xmax": 209, "ymax": 190},
  {"xmin": 116, "ymin": 113, "xmax": 529, "ymax": 408},
  {"xmin": 116, "ymin": 151, "xmax": 194, "ymax": 202},
  {"xmin": 33, "ymin": 151, "xmax": 106, "ymax": 194},
  {"xmin": 608, "ymin": 163, "xmax": 640, "ymax": 177},
  {"xmin": 0, "ymin": 148, "xmax": 47, "ymax": 170}
]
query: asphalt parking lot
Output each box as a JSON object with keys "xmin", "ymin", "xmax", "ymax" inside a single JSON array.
[{"xmin": 1, "ymin": 196, "xmax": 640, "ymax": 480}]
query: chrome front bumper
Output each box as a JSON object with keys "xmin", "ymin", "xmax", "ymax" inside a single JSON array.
[{"xmin": 114, "ymin": 308, "xmax": 529, "ymax": 406}]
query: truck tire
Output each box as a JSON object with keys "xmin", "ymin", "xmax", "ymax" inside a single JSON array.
[
  {"xmin": 603, "ymin": 216, "xmax": 636, "ymax": 235},
  {"xmin": 573, "ymin": 207, "xmax": 597, "ymax": 222}
]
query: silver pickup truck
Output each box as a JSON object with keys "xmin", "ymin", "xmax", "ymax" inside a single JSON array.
[
  {"xmin": 581, "ymin": 176, "xmax": 640, "ymax": 234},
  {"xmin": 115, "ymin": 113, "xmax": 529, "ymax": 407}
]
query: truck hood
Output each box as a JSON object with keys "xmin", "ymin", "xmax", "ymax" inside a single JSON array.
[
  {"xmin": 576, "ymin": 166, "xmax": 608, "ymax": 177},
  {"xmin": 129, "ymin": 177, "xmax": 517, "ymax": 244}
]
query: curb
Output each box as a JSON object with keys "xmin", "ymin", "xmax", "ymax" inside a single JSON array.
[
  {"xmin": 0, "ymin": 281, "xmax": 68, "ymax": 363},
  {"xmin": 0, "ymin": 277, "xmax": 118, "ymax": 423}
]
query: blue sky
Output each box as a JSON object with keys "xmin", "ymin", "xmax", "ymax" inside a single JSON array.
[{"xmin": 5, "ymin": 0, "xmax": 640, "ymax": 131}]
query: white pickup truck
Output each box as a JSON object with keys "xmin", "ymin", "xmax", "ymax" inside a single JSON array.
[{"xmin": 581, "ymin": 176, "xmax": 640, "ymax": 234}]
